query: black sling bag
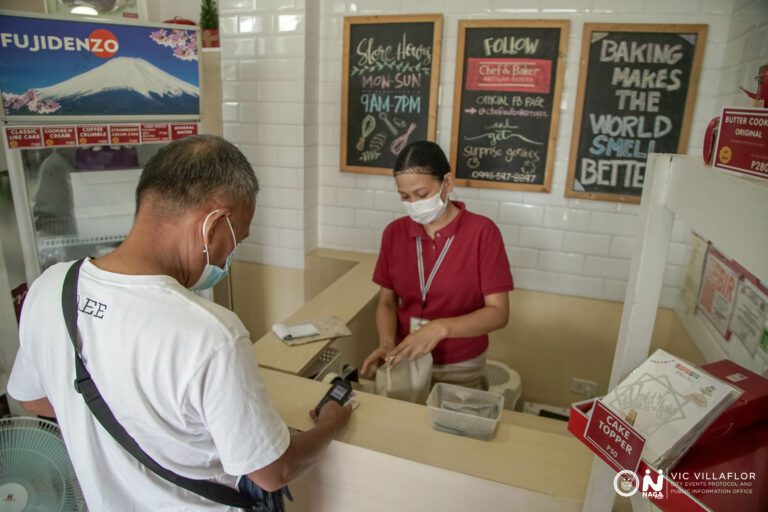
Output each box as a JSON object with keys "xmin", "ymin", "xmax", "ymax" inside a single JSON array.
[{"xmin": 62, "ymin": 259, "xmax": 291, "ymax": 510}]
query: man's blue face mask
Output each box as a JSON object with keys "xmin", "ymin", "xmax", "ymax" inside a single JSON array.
[{"xmin": 189, "ymin": 209, "xmax": 237, "ymax": 291}]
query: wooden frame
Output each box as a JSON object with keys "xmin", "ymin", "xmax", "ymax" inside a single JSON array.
[
  {"xmin": 340, "ymin": 15, "xmax": 442, "ymax": 175},
  {"xmin": 566, "ymin": 23, "xmax": 708, "ymax": 204},
  {"xmin": 449, "ymin": 19, "xmax": 569, "ymax": 192}
]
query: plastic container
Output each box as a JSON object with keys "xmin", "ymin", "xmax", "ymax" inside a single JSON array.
[{"xmin": 426, "ymin": 383, "xmax": 504, "ymax": 440}]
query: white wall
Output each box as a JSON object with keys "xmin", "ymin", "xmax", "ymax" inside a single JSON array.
[
  {"xmin": 218, "ymin": 0, "xmax": 767, "ymax": 306},
  {"xmin": 219, "ymin": 0, "xmax": 311, "ymax": 269},
  {"xmin": 718, "ymin": 0, "xmax": 768, "ymax": 108}
]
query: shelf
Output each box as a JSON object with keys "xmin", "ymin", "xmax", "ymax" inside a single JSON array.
[
  {"xmin": 37, "ymin": 233, "xmax": 125, "ymax": 250},
  {"xmin": 580, "ymin": 153, "xmax": 768, "ymax": 510},
  {"xmin": 569, "ymin": 400, "xmax": 768, "ymax": 512},
  {"xmin": 663, "ymin": 155, "xmax": 768, "ymax": 282}
]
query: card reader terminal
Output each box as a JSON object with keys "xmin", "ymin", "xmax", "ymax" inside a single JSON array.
[{"xmin": 314, "ymin": 378, "xmax": 353, "ymax": 415}]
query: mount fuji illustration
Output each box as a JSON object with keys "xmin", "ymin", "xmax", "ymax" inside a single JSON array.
[{"xmin": 34, "ymin": 57, "xmax": 199, "ymax": 116}]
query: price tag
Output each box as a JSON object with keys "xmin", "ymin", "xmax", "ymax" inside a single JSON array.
[
  {"xmin": 714, "ymin": 107, "xmax": 768, "ymax": 180},
  {"xmin": 76, "ymin": 125, "xmax": 110, "ymax": 145},
  {"xmin": 42, "ymin": 126, "xmax": 77, "ymax": 147},
  {"xmin": 584, "ymin": 400, "xmax": 645, "ymax": 473},
  {"xmin": 109, "ymin": 124, "xmax": 141, "ymax": 144},
  {"xmin": 170, "ymin": 123, "xmax": 198, "ymax": 140},
  {"xmin": 141, "ymin": 123, "xmax": 170, "ymax": 143},
  {"xmin": 5, "ymin": 127, "xmax": 43, "ymax": 148}
]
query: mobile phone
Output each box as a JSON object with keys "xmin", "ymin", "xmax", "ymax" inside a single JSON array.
[{"xmin": 314, "ymin": 378, "xmax": 353, "ymax": 414}]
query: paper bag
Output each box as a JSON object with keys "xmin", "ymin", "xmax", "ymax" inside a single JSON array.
[{"xmin": 375, "ymin": 354, "xmax": 433, "ymax": 404}]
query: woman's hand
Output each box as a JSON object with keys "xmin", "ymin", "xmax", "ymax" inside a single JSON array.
[
  {"xmin": 389, "ymin": 320, "xmax": 448, "ymax": 367},
  {"xmin": 361, "ymin": 346, "xmax": 391, "ymax": 378}
]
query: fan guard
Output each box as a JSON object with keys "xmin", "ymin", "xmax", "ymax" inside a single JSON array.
[{"xmin": 0, "ymin": 417, "xmax": 85, "ymax": 511}]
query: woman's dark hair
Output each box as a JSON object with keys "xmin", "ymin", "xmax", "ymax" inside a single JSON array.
[{"xmin": 393, "ymin": 140, "xmax": 450, "ymax": 180}]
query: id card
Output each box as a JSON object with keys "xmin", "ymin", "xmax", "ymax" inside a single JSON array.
[{"xmin": 410, "ymin": 317, "xmax": 429, "ymax": 333}]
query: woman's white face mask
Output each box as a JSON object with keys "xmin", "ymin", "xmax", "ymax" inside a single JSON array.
[{"xmin": 401, "ymin": 182, "xmax": 447, "ymax": 225}]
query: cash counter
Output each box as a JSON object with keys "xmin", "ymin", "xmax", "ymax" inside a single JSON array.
[{"xmin": 251, "ymin": 249, "xmax": 592, "ymax": 511}]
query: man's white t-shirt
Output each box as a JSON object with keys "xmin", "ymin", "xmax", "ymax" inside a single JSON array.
[{"xmin": 8, "ymin": 260, "xmax": 290, "ymax": 511}]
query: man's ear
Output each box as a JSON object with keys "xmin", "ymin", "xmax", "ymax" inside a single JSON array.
[{"xmin": 200, "ymin": 208, "xmax": 231, "ymax": 247}]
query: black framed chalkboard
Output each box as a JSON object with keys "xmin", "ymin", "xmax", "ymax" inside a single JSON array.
[
  {"xmin": 450, "ymin": 20, "xmax": 569, "ymax": 192},
  {"xmin": 341, "ymin": 15, "xmax": 442, "ymax": 175},
  {"xmin": 566, "ymin": 24, "xmax": 708, "ymax": 203}
]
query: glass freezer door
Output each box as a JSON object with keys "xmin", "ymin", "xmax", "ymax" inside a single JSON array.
[{"xmin": 5, "ymin": 143, "xmax": 163, "ymax": 283}]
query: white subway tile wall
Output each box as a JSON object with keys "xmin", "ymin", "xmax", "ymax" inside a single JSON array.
[
  {"xmin": 220, "ymin": 0, "xmax": 767, "ymax": 303},
  {"xmin": 221, "ymin": 0, "xmax": 311, "ymax": 268}
]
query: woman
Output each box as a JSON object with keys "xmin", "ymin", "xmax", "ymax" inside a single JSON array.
[{"xmin": 361, "ymin": 141, "xmax": 514, "ymax": 390}]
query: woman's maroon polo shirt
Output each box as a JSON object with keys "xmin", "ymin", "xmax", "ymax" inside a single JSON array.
[{"xmin": 373, "ymin": 201, "xmax": 514, "ymax": 365}]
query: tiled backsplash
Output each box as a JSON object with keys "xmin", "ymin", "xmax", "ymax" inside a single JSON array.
[{"xmin": 219, "ymin": 0, "xmax": 767, "ymax": 306}]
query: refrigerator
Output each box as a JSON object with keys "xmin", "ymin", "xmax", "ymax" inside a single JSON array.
[{"xmin": 0, "ymin": 11, "xmax": 202, "ymax": 288}]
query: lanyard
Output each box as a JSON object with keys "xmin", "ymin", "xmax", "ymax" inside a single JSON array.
[{"xmin": 416, "ymin": 235, "xmax": 454, "ymax": 310}]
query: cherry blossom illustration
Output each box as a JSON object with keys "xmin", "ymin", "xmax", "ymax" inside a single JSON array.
[
  {"xmin": 2, "ymin": 90, "xmax": 61, "ymax": 115},
  {"xmin": 149, "ymin": 29, "xmax": 198, "ymax": 61}
]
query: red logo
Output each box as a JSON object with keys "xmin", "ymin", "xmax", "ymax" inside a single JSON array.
[{"xmin": 88, "ymin": 29, "xmax": 119, "ymax": 58}]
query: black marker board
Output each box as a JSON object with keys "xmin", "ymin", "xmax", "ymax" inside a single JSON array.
[
  {"xmin": 340, "ymin": 15, "xmax": 442, "ymax": 175},
  {"xmin": 450, "ymin": 20, "xmax": 569, "ymax": 192},
  {"xmin": 566, "ymin": 24, "xmax": 708, "ymax": 203}
]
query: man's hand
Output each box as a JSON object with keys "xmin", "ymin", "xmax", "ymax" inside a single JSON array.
[{"xmin": 309, "ymin": 400, "xmax": 353, "ymax": 430}]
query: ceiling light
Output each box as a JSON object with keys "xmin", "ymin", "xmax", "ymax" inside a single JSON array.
[{"xmin": 70, "ymin": 6, "xmax": 98, "ymax": 15}]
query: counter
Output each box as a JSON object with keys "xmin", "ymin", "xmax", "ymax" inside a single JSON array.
[
  {"xmin": 252, "ymin": 249, "xmax": 378, "ymax": 376},
  {"xmin": 250, "ymin": 249, "xmax": 592, "ymax": 510},
  {"xmin": 262, "ymin": 368, "xmax": 590, "ymax": 508}
]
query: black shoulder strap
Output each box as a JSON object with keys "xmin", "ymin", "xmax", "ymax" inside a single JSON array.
[{"xmin": 62, "ymin": 259, "xmax": 256, "ymax": 509}]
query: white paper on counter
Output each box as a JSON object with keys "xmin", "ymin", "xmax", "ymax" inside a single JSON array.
[{"xmin": 272, "ymin": 322, "xmax": 320, "ymax": 341}]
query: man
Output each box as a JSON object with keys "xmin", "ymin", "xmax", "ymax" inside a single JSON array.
[{"xmin": 8, "ymin": 135, "xmax": 352, "ymax": 510}]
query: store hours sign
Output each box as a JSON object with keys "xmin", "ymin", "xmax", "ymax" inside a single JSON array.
[
  {"xmin": 340, "ymin": 15, "xmax": 442, "ymax": 175},
  {"xmin": 566, "ymin": 24, "xmax": 707, "ymax": 203}
]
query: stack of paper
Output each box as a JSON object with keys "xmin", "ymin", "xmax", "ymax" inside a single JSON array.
[
  {"xmin": 600, "ymin": 349, "xmax": 740, "ymax": 470},
  {"xmin": 271, "ymin": 315, "xmax": 351, "ymax": 346}
]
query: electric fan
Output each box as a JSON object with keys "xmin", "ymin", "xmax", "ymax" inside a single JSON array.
[{"xmin": 0, "ymin": 417, "xmax": 85, "ymax": 511}]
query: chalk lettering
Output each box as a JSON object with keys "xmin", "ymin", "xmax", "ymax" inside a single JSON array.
[
  {"xmin": 599, "ymin": 40, "xmax": 683, "ymax": 65},
  {"xmin": 611, "ymin": 67, "xmax": 682, "ymax": 91},
  {"xmin": 580, "ymin": 159, "xmax": 645, "ymax": 190},
  {"xmin": 482, "ymin": 36, "xmax": 540, "ymax": 56}
]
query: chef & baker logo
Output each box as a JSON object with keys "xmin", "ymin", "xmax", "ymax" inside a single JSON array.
[
  {"xmin": 613, "ymin": 469, "xmax": 665, "ymax": 499},
  {"xmin": 0, "ymin": 29, "xmax": 119, "ymax": 58}
]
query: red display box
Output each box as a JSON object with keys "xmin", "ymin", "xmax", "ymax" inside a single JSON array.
[{"xmin": 569, "ymin": 399, "xmax": 768, "ymax": 511}]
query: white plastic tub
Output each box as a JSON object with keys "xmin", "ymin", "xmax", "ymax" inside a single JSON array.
[{"xmin": 426, "ymin": 383, "xmax": 505, "ymax": 441}]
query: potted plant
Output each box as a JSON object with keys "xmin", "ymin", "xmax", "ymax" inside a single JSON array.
[{"xmin": 199, "ymin": 0, "xmax": 219, "ymax": 48}]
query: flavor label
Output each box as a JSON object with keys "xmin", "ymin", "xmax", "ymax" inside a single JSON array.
[
  {"xmin": 5, "ymin": 126, "xmax": 43, "ymax": 148},
  {"xmin": 76, "ymin": 125, "xmax": 110, "ymax": 145},
  {"xmin": 141, "ymin": 123, "xmax": 170, "ymax": 143},
  {"xmin": 109, "ymin": 124, "xmax": 141, "ymax": 144},
  {"xmin": 42, "ymin": 126, "xmax": 77, "ymax": 146}
]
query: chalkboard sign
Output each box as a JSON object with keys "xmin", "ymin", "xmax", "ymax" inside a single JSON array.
[
  {"xmin": 341, "ymin": 15, "xmax": 442, "ymax": 175},
  {"xmin": 566, "ymin": 24, "xmax": 707, "ymax": 203},
  {"xmin": 450, "ymin": 20, "xmax": 569, "ymax": 192}
]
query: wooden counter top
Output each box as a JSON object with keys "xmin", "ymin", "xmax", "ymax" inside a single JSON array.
[
  {"xmin": 261, "ymin": 367, "xmax": 591, "ymax": 504},
  {"xmin": 252, "ymin": 249, "xmax": 378, "ymax": 375}
]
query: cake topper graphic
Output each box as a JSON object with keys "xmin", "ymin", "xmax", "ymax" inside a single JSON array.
[{"xmin": 604, "ymin": 372, "xmax": 689, "ymax": 437}]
